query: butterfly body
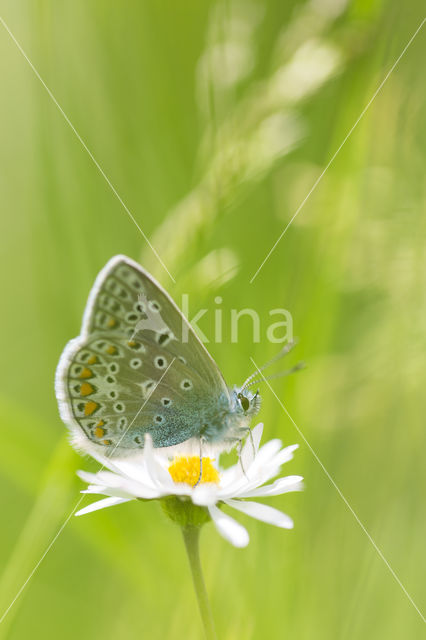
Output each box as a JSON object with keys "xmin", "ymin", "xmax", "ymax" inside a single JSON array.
[{"xmin": 56, "ymin": 255, "xmax": 260, "ymax": 457}]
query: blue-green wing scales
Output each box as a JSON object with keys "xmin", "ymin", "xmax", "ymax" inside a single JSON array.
[{"xmin": 55, "ymin": 255, "xmax": 231, "ymax": 456}]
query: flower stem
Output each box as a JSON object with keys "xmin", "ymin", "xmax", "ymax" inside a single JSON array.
[{"xmin": 182, "ymin": 526, "xmax": 217, "ymax": 640}]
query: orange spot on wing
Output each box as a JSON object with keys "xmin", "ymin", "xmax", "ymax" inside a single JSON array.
[
  {"xmin": 87, "ymin": 355, "xmax": 98, "ymax": 365},
  {"xmin": 94, "ymin": 426, "xmax": 105, "ymax": 438},
  {"xmin": 80, "ymin": 382, "xmax": 94, "ymax": 396},
  {"xmin": 102, "ymin": 439, "xmax": 112, "ymax": 445},
  {"xmin": 84, "ymin": 401, "xmax": 98, "ymax": 416},
  {"xmin": 106, "ymin": 345, "xmax": 117, "ymax": 355},
  {"xmin": 79, "ymin": 367, "xmax": 93, "ymax": 379}
]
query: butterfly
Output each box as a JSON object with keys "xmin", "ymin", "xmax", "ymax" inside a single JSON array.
[{"xmin": 55, "ymin": 255, "xmax": 262, "ymax": 458}]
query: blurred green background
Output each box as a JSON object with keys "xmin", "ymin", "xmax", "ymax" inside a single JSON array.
[{"xmin": 0, "ymin": 0, "xmax": 425, "ymax": 638}]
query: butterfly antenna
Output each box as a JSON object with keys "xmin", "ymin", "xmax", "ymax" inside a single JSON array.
[
  {"xmin": 244, "ymin": 361, "xmax": 305, "ymax": 390},
  {"xmin": 241, "ymin": 340, "xmax": 297, "ymax": 392}
]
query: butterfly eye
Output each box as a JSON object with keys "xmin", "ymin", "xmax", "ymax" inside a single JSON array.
[{"xmin": 237, "ymin": 393, "xmax": 250, "ymax": 412}]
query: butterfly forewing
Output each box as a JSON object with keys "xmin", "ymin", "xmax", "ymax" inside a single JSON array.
[{"xmin": 56, "ymin": 256, "xmax": 231, "ymax": 454}]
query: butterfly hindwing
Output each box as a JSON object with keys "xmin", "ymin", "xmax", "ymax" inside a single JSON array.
[{"xmin": 56, "ymin": 256, "xmax": 231, "ymax": 455}]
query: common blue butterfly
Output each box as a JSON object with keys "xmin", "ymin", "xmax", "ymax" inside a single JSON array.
[{"xmin": 55, "ymin": 255, "xmax": 261, "ymax": 457}]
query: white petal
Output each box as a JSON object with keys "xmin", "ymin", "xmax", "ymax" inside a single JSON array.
[
  {"xmin": 167, "ymin": 483, "xmax": 194, "ymax": 497},
  {"xmin": 251, "ymin": 422, "xmax": 264, "ymax": 452},
  {"xmin": 112, "ymin": 458, "xmax": 158, "ymax": 488},
  {"xmin": 82, "ymin": 484, "xmax": 105, "ymax": 493},
  {"xmin": 240, "ymin": 444, "xmax": 300, "ymax": 489},
  {"xmin": 242, "ymin": 439, "xmax": 283, "ymax": 482},
  {"xmin": 226, "ymin": 499, "xmax": 294, "ymax": 529},
  {"xmin": 217, "ymin": 468, "xmax": 281, "ymax": 500},
  {"xmin": 78, "ymin": 469, "xmax": 129, "ymax": 488},
  {"xmin": 269, "ymin": 444, "xmax": 299, "ymax": 468},
  {"xmin": 217, "ymin": 465, "xmax": 295, "ymax": 501},
  {"xmin": 239, "ymin": 475, "xmax": 304, "ymax": 498},
  {"xmin": 220, "ymin": 437, "xmax": 280, "ymax": 492},
  {"xmin": 75, "ymin": 496, "xmax": 131, "ymax": 516},
  {"xmin": 80, "ymin": 449, "xmax": 124, "ymax": 474},
  {"xmin": 143, "ymin": 434, "xmax": 175, "ymax": 492},
  {"xmin": 220, "ymin": 441, "xmax": 300, "ymax": 496},
  {"xmin": 77, "ymin": 470, "xmax": 107, "ymax": 485},
  {"xmin": 81, "ymin": 487, "xmax": 135, "ymax": 499},
  {"xmin": 219, "ymin": 463, "xmax": 245, "ymax": 488},
  {"xmin": 217, "ymin": 469, "xmax": 268, "ymax": 500},
  {"xmin": 257, "ymin": 437, "xmax": 283, "ymax": 455},
  {"xmin": 77, "ymin": 470, "xmax": 161, "ymax": 499},
  {"xmin": 208, "ymin": 505, "xmax": 249, "ymax": 547},
  {"xmin": 192, "ymin": 484, "xmax": 219, "ymax": 506}
]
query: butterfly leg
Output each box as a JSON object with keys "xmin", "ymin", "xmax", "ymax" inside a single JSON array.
[
  {"xmin": 238, "ymin": 439, "xmax": 249, "ymax": 479},
  {"xmin": 194, "ymin": 438, "xmax": 203, "ymax": 487},
  {"xmin": 247, "ymin": 426, "xmax": 255, "ymax": 459},
  {"xmin": 237, "ymin": 427, "xmax": 257, "ymax": 478}
]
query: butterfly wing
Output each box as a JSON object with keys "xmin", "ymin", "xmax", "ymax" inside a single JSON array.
[{"xmin": 55, "ymin": 255, "xmax": 231, "ymax": 456}]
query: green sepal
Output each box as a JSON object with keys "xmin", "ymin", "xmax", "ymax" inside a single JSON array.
[{"xmin": 160, "ymin": 495, "xmax": 211, "ymax": 528}]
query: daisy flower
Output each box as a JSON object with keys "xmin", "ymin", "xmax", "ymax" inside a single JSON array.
[{"xmin": 76, "ymin": 423, "xmax": 303, "ymax": 547}]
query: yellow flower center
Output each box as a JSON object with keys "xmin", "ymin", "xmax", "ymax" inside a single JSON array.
[{"xmin": 168, "ymin": 456, "xmax": 220, "ymax": 487}]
